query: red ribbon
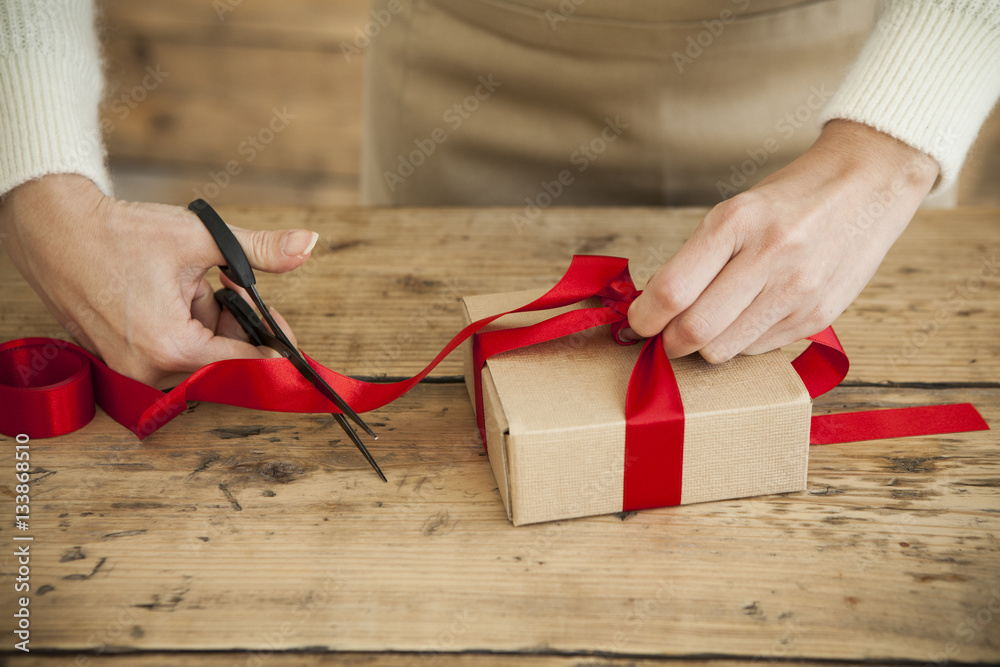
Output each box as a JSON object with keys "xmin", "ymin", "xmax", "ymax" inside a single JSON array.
[
  {"xmin": 0, "ymin": 256, "xmax": 989, "ymax": 510},
  {"xmin": 623, "ymin": 335, "xmax": 685, "ymax": 510}
]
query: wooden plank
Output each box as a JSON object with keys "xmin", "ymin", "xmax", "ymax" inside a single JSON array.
[
  {"xmin": 109, "ymin": 160, "xmax": 360, "ymax": 208},
  {"xmin": 100, "ymin": 37, "xmax": 362, "ymax": 177},
  {"xmin": 99, "ymin": 0, "xmax": 372, "ymax": 49},
  {"xmin": 0, "ymin": 385, "xmax": 997, "ymax": 662},
  {"xmin": 3, "ymin": 654, "xmax": 905, "ymax": 667},
  {"xmin": 1, "ymin": 208, "xmax": 996, "ymax": 384}
]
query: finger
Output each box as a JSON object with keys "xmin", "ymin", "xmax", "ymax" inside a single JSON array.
[
  {"xmin": 697, "ymin": 291, "xmax": 795, "ymax": 363},
  {"xmin": 267, "ymin": 306, "xmax": 298, "ymax": 349},
  {"xmin": 138, "ymin": 321, "xmax": 268, "ymax": 390},
  {"xmin": 186, "ymin": 206, "xmax": 318, "ymax": 275},
  {"xmin": 216, "ymin": 318, "xmax": 281, "ymax": 359},
  {"xmin": 206, "ymin": 335, "xmax": 282, "ymax": 362},
  {"xmin": 219, "ymin": 272, "xmax": 254, "ymax": 305},
  {"xmin": 239, "ymin": 224, "xmax": 318, "ymax": 273},
  {"xmin": 190, "ymin": 277, "xmax": 221, "ymax": 332},
  {"xmin": 625, "ymin": 215, "xmax": 736, "ymax": 339},
  {"xmin": 659, "ymin": 255, "xmax": 767, "ymax": 359},
  {"xmin": 218, "ymin": 272, "xmax": 299, "ymax": 349},
  {"xmin": 616, "ymin": 326, "xmax": 639, "ymax": 343},
  {"xmin": 212, "ymin": 274, "xmax": 253, "ymax": 341},
  {"xmin": 739, "ymin": 300, "xmax": 842, "ymax": 357},
  {"xmin": 215, "ymin": 307, "xmax": 251, "ymax": 343},
  {"xmin": 157, "ymin": 301, "xmax": 299, "ymax": 390},
  {"xmin": 194, "ymin": 297, "xmax": 277, "ymax": 358},
  {"xmin": 739, "ymin": 315, "xmax": 801, "ymax": 357},
  {"xmin": 230, "ymin": 224, "xmax": 318, "ymax": 274},
  {"xmin": 194, "ymin": 324, "xmax": 279, "ymax": 365}
]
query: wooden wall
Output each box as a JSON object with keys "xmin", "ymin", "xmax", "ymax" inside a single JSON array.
[
  {"xmin": 98, "ymin": 0, "xmax": 999, "ymax": 208},
  {"xmin": 99, "ymin": 0, "xmax": 368, "ymax": 207}
]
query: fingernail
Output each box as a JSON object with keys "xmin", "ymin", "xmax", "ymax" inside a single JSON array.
[
  {"xmin": 618, "ymin": 327, "xmax": 640, "ymax": 342},
  {"xmin": 281, "ymin": 230, "xmax": 319, "ymax": 257},
  {"xmin": 699, "ymin": 345, "xmax": 729, "ymax": 365}
]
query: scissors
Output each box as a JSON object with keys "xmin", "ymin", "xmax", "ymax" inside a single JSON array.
[{"xmin": 189, "ymin": 199, "xmax": 386, "ymax": 482}]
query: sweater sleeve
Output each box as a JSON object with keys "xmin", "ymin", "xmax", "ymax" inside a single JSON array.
[
  {"xmin": 0, "ymin": 0, "xmax": 112, "ymax": 197},
  {"xmin": 819, "ymin": 0, "xmax": 1000, "ymax": 194}
]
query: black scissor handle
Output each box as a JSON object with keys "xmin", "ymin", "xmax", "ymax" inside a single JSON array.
[
  {"xmin": 189, "ymin": 199, "xmax": 256, "ymax": 289},
  {"xmin": 214, "ymin": 288, "xmax": 267, "ymax": 347}
]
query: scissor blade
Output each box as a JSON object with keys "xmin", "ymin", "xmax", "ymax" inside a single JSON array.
[
  {"xmin": 247, "ymin": 338, "xmax": 386, "ymax": 481},
  {"xmin": 245, "ymin": 285, "xmax": 379, "ymax": 441},
  {"xmin": 281, "ymin": 347, "xmax": 379, "ymax": 440},
  {"xmin": 215, "ymin": 288, "xmax": 385, "ymax": 480},
  {"xmin": 250, "ymin": 327, "xmax": 386, "ymax": 481},
  {"xmin": 334, "ymin": 414, "xmax": 387, "ymax": 482}
]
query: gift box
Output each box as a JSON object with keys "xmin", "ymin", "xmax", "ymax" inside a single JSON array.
[{"xmin": 462, "ymin": 288, "xmax": 813, "ymax": 526}]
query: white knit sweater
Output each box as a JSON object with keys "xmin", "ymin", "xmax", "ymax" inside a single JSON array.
[
  {"xmin": 0, "ymin": 0, "xmax": 112, "ymax": 197},
  {"xmin": 819, "ymin": 0, "xmax": 1000, "ymax": 192},
  {"xmin": 1, "ymin": 0, "xmax": 998, "ymax": 199}
]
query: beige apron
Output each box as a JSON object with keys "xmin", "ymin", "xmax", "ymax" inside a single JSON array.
[{"xmin": 361, "ymin": 0, "xmax": 877, "ymax": 207}]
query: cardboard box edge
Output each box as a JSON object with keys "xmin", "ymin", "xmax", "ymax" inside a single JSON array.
[{"xmin": 461, "ymin": 298, "xmax": 514, "ymax": 523}]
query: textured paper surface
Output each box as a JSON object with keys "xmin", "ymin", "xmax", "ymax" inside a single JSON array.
[{"xmin": 463, "ymin": 289, "xmax": 812, "ymax": 525}]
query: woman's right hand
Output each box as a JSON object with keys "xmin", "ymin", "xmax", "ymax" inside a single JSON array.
[{"xmin": 0, "ymin": 174, "xmax": 317, "ymax": 389}]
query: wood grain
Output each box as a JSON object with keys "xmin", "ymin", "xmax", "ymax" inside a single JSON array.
[
  {"xmin": 98, "ymin": 0, "xmax": 370, "ymax": 206},
  {"xmin": 2, "ymin": 207, "xmax": 995, "ymax": 383},
  {"xmin": 99, "ymin": 0, "xmax": 372, "ymax": 49},
  {"xmin": 109, "ymin": 161, "xmax": 360, "ymax": 208},
  {"xmin": 3, "ymin": 655, "xmax": 908, "ymax": 667},
  {"xmin": 100, "ymin": 36, "xmax": 363, "ymax": 178},
  {"xmin": 1, "ymin": 207, "xmax": 996, "ymax": 662},
  {"xmin": 0, "ymin": 385, "xmax": 996, "ymax": 662}
]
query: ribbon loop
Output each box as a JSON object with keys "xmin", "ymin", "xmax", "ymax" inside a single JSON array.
[{"xmin": 792, "ymin": 327, "xmax": 851, "ymax": 399}]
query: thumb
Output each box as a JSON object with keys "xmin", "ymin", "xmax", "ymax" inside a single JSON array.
[{"xmin": 227, "ymin": 225, "xmax": 319, "ymax": 274}]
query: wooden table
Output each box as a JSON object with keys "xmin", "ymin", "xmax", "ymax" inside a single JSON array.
[{"xmin": 2, "ymin": 207, "xmax": 998, "ymax": 666}]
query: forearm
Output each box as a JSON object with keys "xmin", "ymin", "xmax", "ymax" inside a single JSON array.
[
  {"xmin": 0, "ymin": 0, "xmax": 111, "ymax": 198},
  {"xmin": 820, "ymin": 0, "xmax": 1000, "ymax": 194},
  {"xmin": 764, "ymin": 119, "xmax": 938, "ymax": 211}
]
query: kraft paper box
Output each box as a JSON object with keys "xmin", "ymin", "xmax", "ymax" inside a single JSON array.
[{"xmin": 462, "ymin": 289, "xmax": 813, "ymax": 526}]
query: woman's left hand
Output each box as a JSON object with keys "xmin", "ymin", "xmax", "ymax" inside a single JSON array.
[{"xmin": 621, "ymin": 119, "xmax": 940, "ymax": 362}]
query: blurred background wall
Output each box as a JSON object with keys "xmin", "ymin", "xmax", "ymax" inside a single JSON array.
[{"xmin": 98, "ymin": 0, "xmax": 999, "ymax": 209}]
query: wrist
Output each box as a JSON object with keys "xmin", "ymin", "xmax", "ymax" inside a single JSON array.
[
  {"xmin": 1, "ymin": 174, "xmax": 107, "ymax": 237},
  {"xmin": 813, "ymin": 119, "xmax": 939, "ymax": 199}
]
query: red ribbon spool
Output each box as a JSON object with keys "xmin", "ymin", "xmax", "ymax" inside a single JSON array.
[{"xmin": 0, "ymin": 338, "xmax": 96, "ymax": 438}]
